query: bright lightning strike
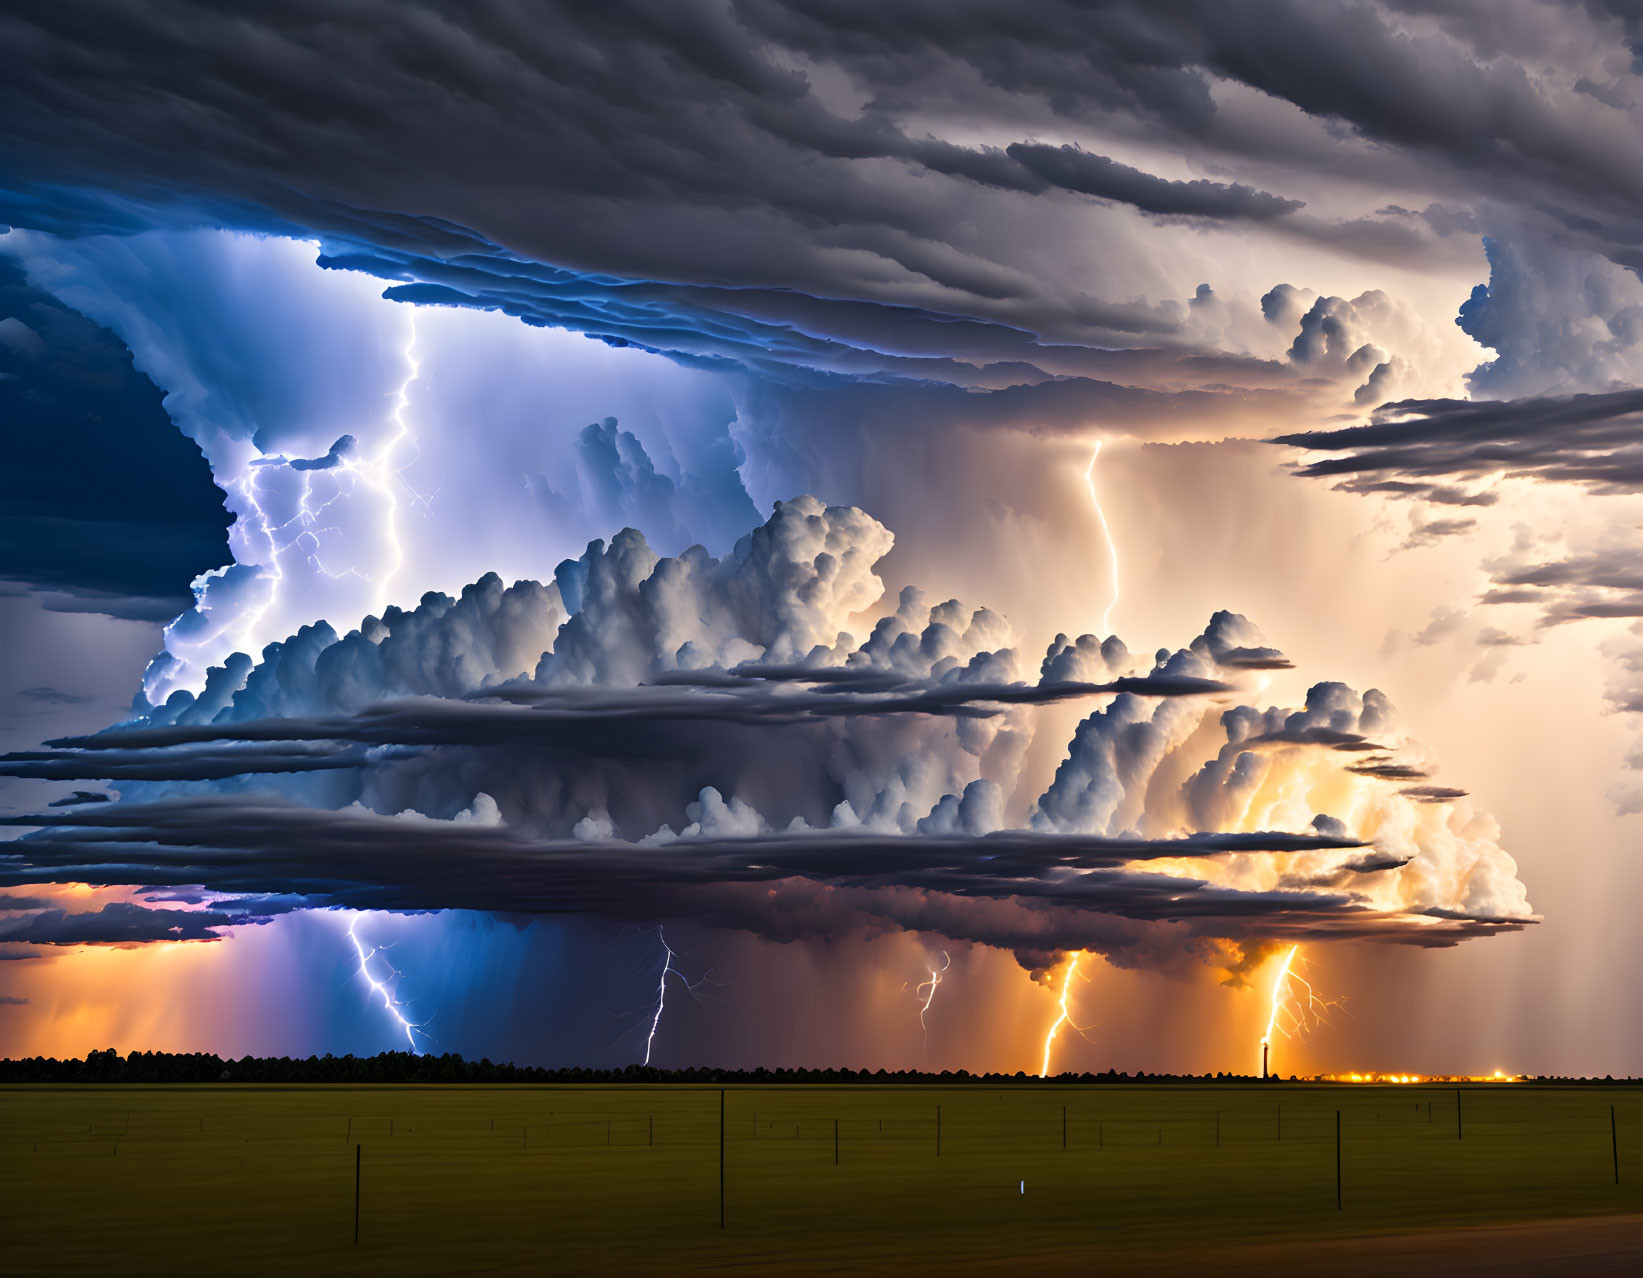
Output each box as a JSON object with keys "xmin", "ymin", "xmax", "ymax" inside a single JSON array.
[
  {"xmin": 149, "ymin": 309, "xmax": 434, "ymax": 704},
  {"xmin": 1039, "ymin": 951, "xmax": 1087, "ymax": 1078},
  {"xmin": 641, "ymin": 927, "xmax": 713, "ymax": 1066},
  {"xmin": 1084, "ymin": 441, "xmax": 1120, "ymax": 635},
  {"xmin": 367, "ymin": 310, "xmax": 426, "ymax": 614},
  {"xmin": 1257, "ymin": 944, "xmax": 1340, "ymax": 1077},
  {"xmin": 915, "ymin": 952, "xmax": 950, "ymax": 1045},
  {"xmin": 643, "ymin": 928, "xmax": 682, "ymax": 1066},
  {"xmin": 346, "ymin": 915, "xmax": 425, "ymax": 1054}
]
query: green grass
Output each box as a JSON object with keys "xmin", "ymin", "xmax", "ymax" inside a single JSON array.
[{"xmin": 2, "ymin": 1083, "xmax": 1638, "ymax": 1274}]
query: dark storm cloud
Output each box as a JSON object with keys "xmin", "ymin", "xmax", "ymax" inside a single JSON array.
[
  {"xmin": 17, "ymin": 686, "xmax": 95, "ymax": 706},
  {"xmin": 911, "ymin": 138, "xmax": 1303, "ymax": 220},
  {"xmin": 0, "ymin": 901, "xmax": 233, "ymax": 945},
  {"xmin": 46, "ymin": 790, "xmax": 110, "ymax": 807},
  {"xmin": 1331, "ymin": 478, "xmax": 1500, "ymax": 506},
  {"xmin": 0, "ymin": 894, "xmax": 56, "ymax": 910},
  {"xmin": 0, "ymin": 0, "xmax": 1240, "ymax": 378},
  {"xmin": 0, "ymin": 670, "xmax": 1231, "ymax": 784},
  {"xmin": 1399, "ymin": 785, "xmax": 1470, "ymax": 804},
  {"xmin": 1270, "ymin": 379, "xmax": 1643, "ymax": 776},
  {"xmin": 3, "ymin": 0, "xmax": 1638, "ymax": 389},
  {"xmin": 1276, "ymin": 391, "xmax": 1643, "ymax": 633},
  {"xmin": 1242, "ymin": 726, "xmax": 1388, "ymax": 753},
  {"xmin": 0, "ymin": 995, "xmax": 28, "ymax": 1005},
  {"xmin": 0, "ymin": 741, "xmax": 371, "ymax": 782},
  {"xmin": 1481, "ymin": 548, "xmax": 1643, "ymax": 626},
  {"xmin": 1344, "ymin": 758, "xmax": 1431, "ymax": 782},
  {"xmin": 737, "ymin": 0, "xmax": 1643, "ymax": 259},
  {"xmin": 0, "ymin": 794, "xmax": 1526, "ymax": 953},
  {"xmin": 0, "ymin": 258, "xmax": 230, "ymax": 616},
  {"xmin": 1204, "ymin": 647, "xmax": 1294, "ymax": 670},
  {"xmin": 1274, "ymin": 389, "xmax": 1643, "ymax": 499}
]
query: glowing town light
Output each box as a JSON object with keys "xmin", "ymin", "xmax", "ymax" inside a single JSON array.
[
  {"xmin": 915, "ymin": 952, "xmax": 951, "ymax": 1045},
  {"xmin": 1039, "ymin": 951, "xmax": 1085, "ymax": 1078},
  {"xmin": 1084, "ymin": 442, "xmax": 1121, "ymax": 635},
  {"xmin": 1319, "ymin": 1071, "xmax": 1516, "ymax": 1084},
  {"xmin": 346, "ymin": 915, "xmax": 423, "ymax": 1053}
]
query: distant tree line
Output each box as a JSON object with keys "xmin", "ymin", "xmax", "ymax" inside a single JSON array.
[{"xmin": 0, "ymin": 1050, "xmax": 1633, "ymax": 1085}]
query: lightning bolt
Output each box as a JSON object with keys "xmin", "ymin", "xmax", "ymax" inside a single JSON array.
[
  {"xmin": 368, "ymin": 310, "xmax": 428, "ymax": 613},
  {"xmin": 914, "ymin": 951, "xmax": 950, "ymax": 1046},
  {"xmin": 641, "ymin": 927, "xmax": 715, "ymax": 1066},
  {"xmin": 147, "ymin": 309, "xmax": 434, "ymax": 705},
  {"xmin": 346, "ymin": 914, "xmax": 425, "ymax": 1054},
  {"xmin": 1039, "ymin": 951, "xmax": 1088, "ymax": 1078},
  {"xmin": 1085, "ymin": 441, "xmax": 1121, "ymax": 635},
  {"xmin": 1257, "ymin": 944, "xmax": 1340, "ymax": 1077}
]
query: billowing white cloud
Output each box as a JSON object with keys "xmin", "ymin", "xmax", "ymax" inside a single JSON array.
[{"xmin": 5, "ymin": 501, "xmax": 1533, "ymax": 971}]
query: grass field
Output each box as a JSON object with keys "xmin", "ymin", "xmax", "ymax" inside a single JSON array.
[{"xmin": 2, "ymin": 1082, "xmax": 1639, "ymax": 1274}]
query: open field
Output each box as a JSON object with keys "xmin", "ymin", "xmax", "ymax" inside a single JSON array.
[{"xmin": 3, "ymin": 1083, "xmax": 1640, "ymax": 1275}]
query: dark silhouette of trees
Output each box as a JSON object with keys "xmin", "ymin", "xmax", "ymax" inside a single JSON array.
[{"xmin": 0, "ymin": 1050, "xmax": 1628, "ymax": 1085}]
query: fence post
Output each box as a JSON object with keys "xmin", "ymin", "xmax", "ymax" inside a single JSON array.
[
  {"xmin": 1614, "ymin": 1105, "xmax": 1621, "ymax": 1185},
  {"xmin": 719, "ymin": 1089, "xmax": 725, "ymax": 1231},
  {"xmin": 1457, "ymin": 1089, "xmax": 1463, "ymax": 1140},
  {"xmin": 936, "ymin": 1105, "xmax": 942, "ymax": 1157},
  {"xmin": 1216, "ymin": 1111, "xmax": 1221, "ymax": 1148},
  {"xmin": 1062, "ymin": 1105, "xmax": 1067, "ymax": 1151},
  {"xmin": 1335, "ymin": 1111, "xmax": 1342, "ymax": 1211},
  {"xmin": 835, "ymin": 1118, "xmax": 840, "ymax": 1166},
  {"xmin": 354, "ymin": 1144, "xmax": 361, "ymax": 1245}
]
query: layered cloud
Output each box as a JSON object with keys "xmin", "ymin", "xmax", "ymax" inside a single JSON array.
[
  {"xmin": 1275, "ymin": 227, "xmax": 1643, "ymax": 808},
  {"xmin": 0, "ymin": 499, "xmax": 1532, "ymax": 968},
  {"xmin": 0, "ymin": 1, "xmax": 1519, "ymax": 406}
]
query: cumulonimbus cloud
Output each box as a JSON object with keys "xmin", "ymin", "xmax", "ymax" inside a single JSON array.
[{"xmin": 0, "ymin": 497, "xmax": 1534, "ymax": 966}]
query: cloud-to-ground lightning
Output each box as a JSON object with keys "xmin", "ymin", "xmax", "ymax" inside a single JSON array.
[
  {"xmin": 1084, "ymin": 441, "xmax": 1120, "ymax": 635},
  {"xmin": 1039, "ymin": 951, "xmax": 1087, "ymax": 1077},
  {"xmin": 641, "ymin": 927, "xmax": 715, "ymax": 1066},
  {"xmin": 915, "ymin": 951, "xmax": 950, "ymax": 1046},
  {"xmin": 346, "ymin": 914, "xmax": 425, "ymax": 1053},
  {"xmin": 1257, "ymin": 944, "xmax": 1340, "ymax": 1077}
]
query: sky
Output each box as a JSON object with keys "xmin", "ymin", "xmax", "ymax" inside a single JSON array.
[{"xmin": 1, "ymin": 0, "xmax": 1641, "ymax": 1077}]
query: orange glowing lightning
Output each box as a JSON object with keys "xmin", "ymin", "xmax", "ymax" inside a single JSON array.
[
  {"xmin": 1257, "ymin": 944, "xmax": 1339, "ymax": 1077},
  {"xmin": 915, "ymin": 952, "xmax": 950, "ymax": 1046},
  {"xmin": 1039, "ymin": 951, "xmax": 1086, "ymax": 1077}
]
